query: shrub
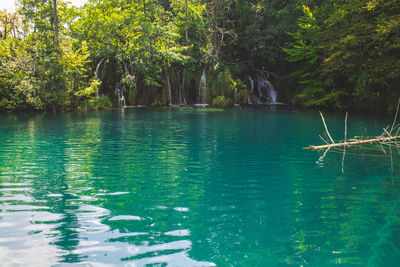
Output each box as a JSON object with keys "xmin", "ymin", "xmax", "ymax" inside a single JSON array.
[
  {"xmin": 77, "ymin": 99, "xmax": 97, "ymax": 111},
  {"xmin": 212, "ymin": 96, "xmax": 228, "ymax": 107},
  {"xmin": 97, "ymin": 95, "xmax": 112, "ymax": 110}
]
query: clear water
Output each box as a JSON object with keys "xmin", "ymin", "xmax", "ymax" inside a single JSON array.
[{"xmin": 1, "ymin": 107, "xmax": 399, "ymax": 266}]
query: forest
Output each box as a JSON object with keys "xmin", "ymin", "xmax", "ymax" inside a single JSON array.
[{"xmin": 0, "ymin": 0, "xmax": 399, "ymax": 112}]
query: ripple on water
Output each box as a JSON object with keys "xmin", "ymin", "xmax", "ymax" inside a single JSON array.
[{"xmin": 108, "ymin": 215, "xmax": 142, "ymax": 221}]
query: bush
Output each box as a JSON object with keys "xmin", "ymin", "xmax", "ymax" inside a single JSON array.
[
  {"xmin": 212, "ymin": 96, "xmax": 229, "ymax": 107},
  {"xmin": 97, "ymin": 95, "xmax": 112, "ymax": 110},
  {"xmin": 77, "ymin": 99, "xmax": 96, "ymax": 111},
  {"xmin": 77, "ymin": 95, "xmax": 112, "ymax": 111}
]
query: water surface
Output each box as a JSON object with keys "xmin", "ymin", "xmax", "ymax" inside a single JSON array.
[{"xmin": 0, "ymin": 107, "xmax": 399, "ymax": 266}]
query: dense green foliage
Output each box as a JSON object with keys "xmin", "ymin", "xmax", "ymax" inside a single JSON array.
[
  {"xmin": 284, "ymin": 0, "xmax": 400, "ymax": 110},
  {"xmin": 0, "ymin": 0, "xmax": 399, "ymax": 111}
]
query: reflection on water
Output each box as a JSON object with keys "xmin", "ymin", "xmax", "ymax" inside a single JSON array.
[{"xmin": 0, "ymin": 108, "xmax": 400, "ymax": 266}]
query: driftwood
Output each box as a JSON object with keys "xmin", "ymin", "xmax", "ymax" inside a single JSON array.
[
  {"xmin": 305, "ymin": 135, "xmax": 400, "ymax": 150},
  {"xmin": 305, "ymin": 98, "xmax": 400, "ymax": 151},
  {"xmin": 307, "ymin": 100, "xmax": 400, "ymax": 177}
]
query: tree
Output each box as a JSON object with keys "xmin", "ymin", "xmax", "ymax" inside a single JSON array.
[
  {"xmin": 283, "ymin": 5, "xmax": 335, "ymax": 107},
  {"xmin": 320, "ymin": 0, "xmax": 400, "ymax": 110},
  {"xmin": 283, "ymin": 0, "xmax": 400, "ymax": 110},
  {"xmin": 53, "ymin": 0, "xmax": 59, "ymax": 48},
  {"xmin": 71, "ymin": 0, "xmax": 190, "ymax": 104},
  {"xmin": 0, "ymin": 11, "xmax": 21, "ymax": 39}
]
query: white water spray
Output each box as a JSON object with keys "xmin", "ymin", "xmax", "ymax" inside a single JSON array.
[
  {"xmin": 182, "ymin": 74, "xmax": 187, "ymax": 105},
  {"xmin": 257, "ymin": 78, "xmax": 265, "ymax": 103},
  {"xmin": 247, "ymin": 76, "xmax": 255, "ymax": 104},
  {"xmin": 115, "ymin": 86, "xmax": 126, "ymax": 107},
  {"xmin": 256, "ymin": 76, "xmax": 279, "ymax": 104},
  {"xmin": 95, "ymin": 58, "xmax": 105, "ymax": 98},
  {"xmin": 265, "ymin": 80, "xmax": 277, "ymax": 104},
  {"xmin": 198, "ymin": 69, "xmax": 207, "ymax": 104},
  {"xmin": 167, "ymin": 73, "xmax": 172, "ymax": 105}
]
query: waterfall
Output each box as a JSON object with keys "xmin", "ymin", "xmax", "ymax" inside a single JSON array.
[
  {"xmin": 167, "ymin": 73, "xmax": 172, "ymax": 105},
  {"xmin": 256, "ymin": 76, "xmax": 279, "ymax": 104},
  {"xmin": 115, "ymin": 86, "xmax": 125, "ymax": 107},
  {"xmin": 265, "ymin": 80, "xmax": 278, "ymax": 104},
  {"xmin": 121, "ymin": 91, "xmax": 126, "ymax": 107},
  {"xmin": 247, "ymin": 76, "xmax": 255, "ymax": 104},
  {"xmin": 198, "ymin": 69, "xmax": 207, "ymax": 104},
  {"xmin": 182, "ymin": 74, "xmax": 187, "ymax": 105},
  {"xmin": 119, "ymin": 91, "xmax": 126, "ymax": 107},
  {"xmin": 178, "ymin": 77, "xmax": 182, "ymax": 105},
  {"xmin": 257, "ymin": 78, "xmax": 265, "ymax": 103},
  {"xmin": 95, "ymin": 58, "xmax": 105, "ymax": 98}
]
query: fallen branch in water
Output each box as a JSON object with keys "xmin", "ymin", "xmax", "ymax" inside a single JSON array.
[
  {"xmin": 305, "ymin": 98, "xmax": 400, "ymax": 151},
  {"xmin": 305, "ymin": 135, "xmax": 400, "ymax": 150},
  {"xmin": 307, "ymin": 101, "xmax": 400, "ymax": 176}
]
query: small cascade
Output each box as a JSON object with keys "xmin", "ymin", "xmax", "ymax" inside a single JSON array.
[
  {"xmin": 181, "ymin": 75, "xmax": 187, "ymax": 105},
  {"xmin": 95, "ymin": 58, "xmax": 105, "ymax": 98},
  {"xmin": 167, "ymin": 73, "xmax": 172, "ymax": 105},
  {"xmin": 256, "ymin": 76, "xmax": 280, "ymax": 104},
  {"xmin": 121, "ymin": 92, "xmax": 126, "ymax": 107},
  {"xmin": 265, "ymin": 80, "xmax": 278, "ymax": 104},
  {"xmin": 198, "ymin": 69, "xmax": 207, "ymax": 104},
  {"xmin": 178, "ymin": 79, "xmax": 182, "ymax": 106},
  {"xmin": 115, "ymin": 86, "xmax": 125, "ymax": 107},
  {"xmin": 257, "ymin": 77, "xmax": 266, "ymax": 103},
  {"xmin": 247, "ymin": 76, "xmax": 257, "ymax": 104}
]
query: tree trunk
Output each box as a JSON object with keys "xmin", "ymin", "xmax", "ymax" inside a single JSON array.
[
  {"xmin": 4, "ymin": 16, "xmax": 8, "ymax": 40},
  {"xmin": 185, "ymin": 0, "xmax": 188, "ymax": 45},
  {"xmin": 211, "ymin": 0, "xmax": 217, "ymax": 52},
  {"xmin": 53, "ymin": 0, "xmax": 59, "ymax": 48}
]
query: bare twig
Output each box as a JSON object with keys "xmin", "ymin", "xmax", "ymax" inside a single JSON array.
[
  {"xmin": 341, "ymin": 150, "xmax": 345, "ymax": 173},
  {"xmin": 344, "ymin": 112, "xmax": 348, "ymax": 143},
  {"xmin": 318, "ymin": 147, "xmax": 331, "ymax": 163},
  {"xmin": 342, "ymin": 112, "xmax": 348, "ymax": 173},
  {"xmin": 319, "ymin": 111, "xmax": 335, "ymax": 144},
  {"xmin": 377, "ymin": 142, "xmax": 388, "ymax": 156},
  {"xmin": 319, "ymin": 135, "xmax": 330, "ymax": 145},
  {"xmin": 390, "ymin": 146, "xmax": 394, "ymax": 184},
  {"xmin": 381, "ymin": 126, "xmax": 390, "ymax": 138},
  {"xmin": 390, "ymin": 97, "xmax": 400, "ymax": 135},
  {"xmin": 395, "ymin": 125, "xmax": 400, "ymax": 137},
  {"xmin": 383, "ymin": 128, "xmax": 392, "ymax": 137}
]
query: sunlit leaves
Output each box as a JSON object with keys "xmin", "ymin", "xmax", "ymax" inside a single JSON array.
[{"xmin": 71, "ymin": 0, "xmax": 194, "ymax": 88}]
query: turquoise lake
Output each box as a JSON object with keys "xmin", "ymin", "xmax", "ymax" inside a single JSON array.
[{"xmin": 0, "ymin": 107, "xmax": 400, "ymax": 266}]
